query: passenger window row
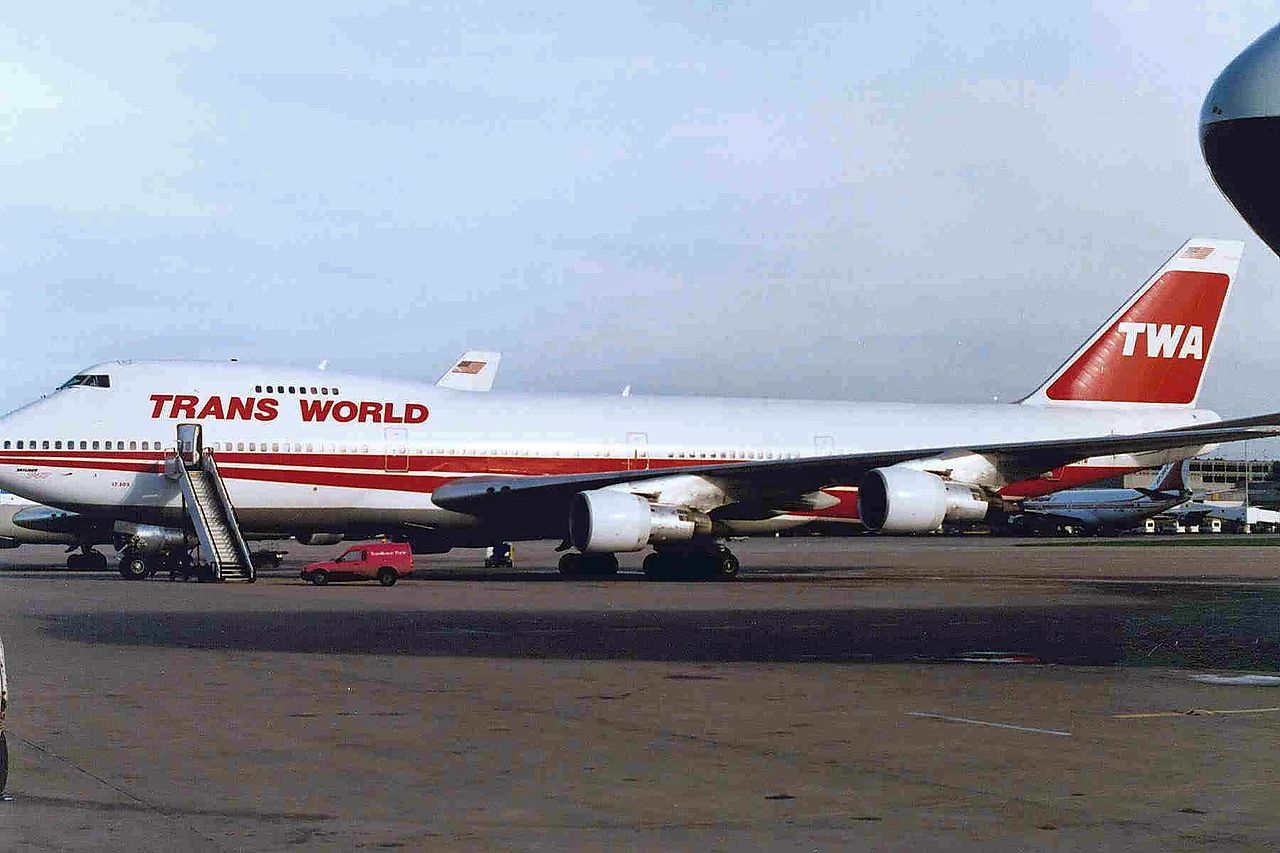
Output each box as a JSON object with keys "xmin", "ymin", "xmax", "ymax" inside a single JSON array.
[
  {"xmin": 0, "ymin": 439, "xmax": 809, "ymax": 461},
  {"xmin": 252, "ymin": 385, "xmax": 340, "ymax": 396},
  {"xmin": 2, "ymin": 440, "xmax": 161, "ymax": 451}
]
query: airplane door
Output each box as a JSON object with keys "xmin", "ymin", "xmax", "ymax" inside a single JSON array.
[
  {"xmin": 385, "ymin": 427, "xmax": 409, "ymax": 472},
  {"xmin": 177, "ymin": 423, "xmax": 202, "ymax": 468},
  {"xmin": 626, "ymin": 432, "xmax": 649, "ymax": 471}
]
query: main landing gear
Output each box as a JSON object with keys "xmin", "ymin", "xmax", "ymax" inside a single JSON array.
[
  {"xmin": 556, "ymin": 544, "xmax": 741, "ymax": 581},
  {"xmin": 117, "ymin": 549, "xmax": 201, "ymax": 581},
  {"xmin": 643, "ymin": 543, "xmax": 740, "ymax": 582},
  {"xmin": 558, "ymin": 552, "xmax": 619, "ymax": 576},
  {"xmin": 65, "ymin": 547, "xmax": 109, "ymax": 570}
]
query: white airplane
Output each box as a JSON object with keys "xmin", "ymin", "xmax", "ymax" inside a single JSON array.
[
  {"xmin": 0, "ymin": 238, "xmax": 1275, "ymax": 581},
  {"xmin": 1, "ymin": 351, "xmax": 503, "ymax": 570},
  {"xmin": 1000, "ymin": 461, "xmax": 1192, "ymax": 534}
]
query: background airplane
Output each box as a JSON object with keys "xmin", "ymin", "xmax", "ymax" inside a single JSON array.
[
  {"xmin": 1202, "ymin": 21, "xmax": 1280, "ymax": 260},
  {"xmin": 998, "ymin": 462, "xmax": 1191, "ymax": 535},
  {"xmin": 435, "ymin": 351, "xmax": 502, "ymax": 392}
]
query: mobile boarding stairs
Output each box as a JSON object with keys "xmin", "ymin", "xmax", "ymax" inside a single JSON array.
[{"xmin": 165, "ymin": 424, "xmax": 255, "ymax": 582}]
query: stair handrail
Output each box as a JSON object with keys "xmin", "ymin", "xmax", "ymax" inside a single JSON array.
[
  {"xmin": 201, "ymin": 449, "xmax": 256, "ymax": 580},
  {"xmin": 177, "ymin": 465, "xmax": 223, "ymax": 576}
]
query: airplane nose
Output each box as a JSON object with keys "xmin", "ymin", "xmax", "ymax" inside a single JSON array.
[{"xmin": 1201, "ymin": 22, "xmax": 1280, "ymax": 257}]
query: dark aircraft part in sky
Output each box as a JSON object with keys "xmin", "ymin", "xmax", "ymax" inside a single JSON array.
[
  {"xmin": 1203, "ymin": 118, "xmax": 1280, "ymax": 257},
  {"xmin": 1202, "ymin": 23, "xmax": 1280, "ymax": 258}
]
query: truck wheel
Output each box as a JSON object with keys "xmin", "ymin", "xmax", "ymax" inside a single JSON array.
[
  {"xmin": 377, "ymin": 567, "xmax": 397, "ymax": 587},
  {"xmin": 310, "ymin": 569, "xmax": 330, "ymax": 586}
]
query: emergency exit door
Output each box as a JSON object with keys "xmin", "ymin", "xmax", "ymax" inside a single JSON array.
[
  {"xmin": 626, "ymin": 432, "xmax": 649, "ymax": 471},
  {"xmin": 385, "ymin": 427, "xmax": 409, "ymax": 472}
]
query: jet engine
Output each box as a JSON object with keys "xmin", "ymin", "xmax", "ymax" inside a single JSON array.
[
  {"xmin": 857, "ymin": 467, "xmax": 989, "ymax": 534},
  {"xmin": 113, "ymin": 522, "xmax": 189, "ymax": 554},
  {"xmin": 297, "ymin": 532, "xmax": 344, "ymax": 547},
  {"xmin": 569, "ymin": 491, "xmax": 712, "ymax": 553}
]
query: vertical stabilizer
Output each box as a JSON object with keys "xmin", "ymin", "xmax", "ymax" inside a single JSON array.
[
  {"xmin": 1022, "ymin": 238, "xmax": 1242, "ymax": 407},
  {"xmin": 1150, "ymin": 460, "xmax": 1187, "ymax": 493}
]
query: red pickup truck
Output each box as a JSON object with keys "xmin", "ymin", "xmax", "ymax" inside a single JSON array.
[{"xmin": 301, "ymin": 542, "xmax": 413, "ymax": 587}]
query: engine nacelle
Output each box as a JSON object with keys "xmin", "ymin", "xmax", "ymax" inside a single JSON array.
[
  {"xmin": 112, "ymin": 522, "xmax": 189, "ymax": 553},
  {"xmin": 569, "ymin": 491, "xmax": 712, "ymax": 553},
  {"xmin": 297, "ymin": 532, "xmax": 344, "ymax": 547},
  {"xmin": 857, "ymin": 467, "xmax": 989, "ymax": 534}
]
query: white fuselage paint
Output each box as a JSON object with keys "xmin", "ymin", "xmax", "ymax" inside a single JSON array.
[{"xmin": 0, "ymin": 361, "xmax": 1220, "ymax": 538}]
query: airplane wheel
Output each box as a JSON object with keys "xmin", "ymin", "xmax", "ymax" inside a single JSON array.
[
  {"xmin": 377, "ymin": 567, "xmax": 398, "ymax": 587},
  {"xmin": 713, "ymin": 550, "xmax": 740, "ymax": 581},
  {"xmin": 119, "ymin": 553, "xmax": 149, "ymax": 580},
  {"xmin": 558, "ymin": 553, "xmax": 581, "ymax": 576},
  {"xmin": 643, "ymin": 552, "xmax": 671, "ymax": 580},
  {"xmin": 581, "ymin": 554, "xmax": 619, "ymax": 576},
  {"xmin": 310, "ymin": 569, "xmax": 330, "ymax": 586}
]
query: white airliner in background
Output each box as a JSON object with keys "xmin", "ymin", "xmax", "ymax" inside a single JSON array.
[
  {"xmin": 1000, "ymin": 461, "xmax": 1192, "ymax": 534},
  {"xmin": 0, "ymin": 238, "xmax": 1276, "ymax": 581}
]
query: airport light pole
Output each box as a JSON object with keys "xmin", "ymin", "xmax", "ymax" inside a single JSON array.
[{"xmin": 1244, "ymin": 440, "xmax": 1251, "ymax": 534}]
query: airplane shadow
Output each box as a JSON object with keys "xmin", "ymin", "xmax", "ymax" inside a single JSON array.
[{"xmin": 40, "ymin": 589, "xmax": 1280, "ymax": 669}]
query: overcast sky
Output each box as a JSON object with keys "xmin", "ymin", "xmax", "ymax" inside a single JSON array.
[{"xmin": 3, "ymin": 2, "xmax": 1279, "ymax": 451}]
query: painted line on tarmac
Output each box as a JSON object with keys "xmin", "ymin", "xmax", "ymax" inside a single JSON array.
[
  {"xmin": 1114, "ymin": 707, "xmax": 1280, "ymax": 719},
  {"xmin": 908, "ymin": 711, "xmax": 1071, "ymax": 737}
]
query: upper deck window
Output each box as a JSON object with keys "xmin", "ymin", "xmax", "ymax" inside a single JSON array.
[{"xmin": 57, "ymin": 374, "xmax": 111, "ymax": 389}]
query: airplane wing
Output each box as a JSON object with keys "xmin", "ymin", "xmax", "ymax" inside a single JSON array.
[
  {"xmin": 436, "ymin": 351, "xmax": 502, "ymax": 392},
  {"xmin": 432, "ymin": 419, "xmax": 1280, "ymax": 516},
  {"xmin": 1014, "ymin": 509, "xmax": 1092, "ymax": 527}
]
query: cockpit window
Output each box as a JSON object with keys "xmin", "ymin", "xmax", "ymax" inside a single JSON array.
[{"xmin": 58, "ymin": 374, "xmax": 111, "ymax": 389}]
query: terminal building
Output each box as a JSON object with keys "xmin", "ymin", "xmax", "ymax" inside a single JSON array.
[{"xmin": 1119, "ymin": 459, "xmax": 1280, "ymax": 505}]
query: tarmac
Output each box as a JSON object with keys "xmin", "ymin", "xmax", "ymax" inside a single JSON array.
[{"xmin": 1, "ymin": 535, "xmax": 1279, "ymax": 851}]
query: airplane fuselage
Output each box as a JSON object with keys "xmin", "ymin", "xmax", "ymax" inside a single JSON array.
[
  {"xmin": 1018, "ymin": 488, "xmax": 1189, "ymax": 530},
  {"xmin": 0, "ymin": 361, "xmax": 1220, "ymax": 542}
]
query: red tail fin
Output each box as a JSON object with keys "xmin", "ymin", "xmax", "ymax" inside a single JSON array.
[
  {"xmin": 1023, "ymin": 238, "xmax": 1242, "ymax": 407},
  {"xmin": 1151, "ymin": 461, "xmax": 1187, "ymax": 492}
]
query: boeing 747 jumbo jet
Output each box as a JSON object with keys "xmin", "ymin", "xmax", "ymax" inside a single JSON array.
[{"xmin": 0, "ymin": 238, "xmax": 1277, "ymax": 581}]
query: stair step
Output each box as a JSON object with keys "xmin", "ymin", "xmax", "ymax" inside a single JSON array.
[{"xmin": 184, "ymin": 466, "xmax": 253, "ymax": 584}]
